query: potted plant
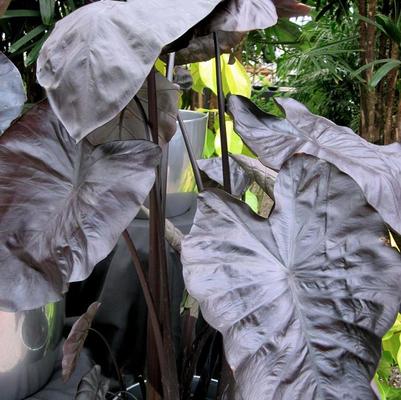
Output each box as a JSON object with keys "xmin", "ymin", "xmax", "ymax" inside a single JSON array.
[{"xmin": 1, "ymin": 1, "xmax": 401, "ymax": 399}]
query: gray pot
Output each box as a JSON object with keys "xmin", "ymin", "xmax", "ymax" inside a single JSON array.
[
  {"xmin": 0, "ymin": 301, "xmax": 64, "ymax": 400},
  {"xmin": 164, "ymin": 109, "xmax": 208, "ymax": 218}
]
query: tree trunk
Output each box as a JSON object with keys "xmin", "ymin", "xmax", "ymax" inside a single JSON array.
[
  {"xmin": 396, "ymin": 93, "xmax": 401, "ymax": 142},
  {"xmin": 383, "ymin": 43, "xmax": 399, "ymax": 144},
  {"xmin": 358, "ymin": 0, "xmax": 378, "ymax": 142}
]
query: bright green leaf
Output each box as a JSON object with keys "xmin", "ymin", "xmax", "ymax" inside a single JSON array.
[
  {"xmin": 155, "ymin": 58, "xmax": 166, "ymax": 76},
  {"xmin": 9, "ymin": 25, "xmax": 46, "ymax": 53},
  {"xmin": 190, "ymin": 63, "xmax": 207, "ymax": 94},
  {"xmin": 370, "ymin": 60, "xmax": 401, "ymax": 88},
  {"xmin": 222, "ymin": 54, "xmax": 252, "ymax": 98},
  {"xmin": 245, "ymin": 190, "xmax": 258, "ymax": 213},
  {"xmin": 1, "ymin": 9, "xmax": 40, "ymax": 18},
  {"xmin": 214, "ymin": 119, "xmax": 243, "ymax": 155},
  {"xmin": 39, "ymin": 0, "xmax": 55, "ymax": 26},
  {"xmin": 25, "ymin": 31, "xmax": 50, "ymax": 66},
  {"xmin": 203, "ymin": 129, "xmax": 216, "ymax": 158}
]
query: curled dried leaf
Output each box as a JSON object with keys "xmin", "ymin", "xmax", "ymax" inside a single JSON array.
[{"xmin": 63, "ymin": 302, "xmax": 101, "ymax": 382}]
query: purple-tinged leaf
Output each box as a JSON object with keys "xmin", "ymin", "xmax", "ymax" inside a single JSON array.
[
  {"xmin": 0, "ymin": 101, "xmax": 161, "ymax": 312},
  {"xmin": 0, "ymin": 52, "xmax": 26, "ymax": 134},
  {"xmin": 200, "ymin": 0, "xmax": 277, "ymax": 33},
  {"xmin": 74, "ymin": 365, "xmax": 109, "ymax": 400},
  {"xmin": 87, "ymin": 72, "xmax": 180, "ymax": 146},
  {"xmin": 171, "ymin": 0, "xmax": 310, "ymax": 64},
  {"xmin": 230, "ymin": 154, "xmax": 277, "ymax": 200},
  {"xmin": 182, "ymin": 154, "xmax": 401, "ymax": 400},
  {"xmin": 273, "ymin": 0, "xmax": 312, "ymax": 18},
  {"xmin": 63, "ymin": 302, "xmax": 101, "ymax": 382},
  {"xmin": 227, "ymin": 95, "xmax": 401, "ymax": 235},
  {"xmin": 198, "ymin": 156, "xmax": 251, "ymax": 197},
  {"xmin": 36, "ymin": 0, "xmax": 222, "ymax": 141},
  {"xmin": 173, "ymin": 32, "xmax": 246, "ymax": 65},
  {"xmin": 198, "ymin": 154, "xmax": 276, "ymax": 198}
]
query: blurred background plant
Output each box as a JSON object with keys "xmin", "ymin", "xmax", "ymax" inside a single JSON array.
[{"xmin": 0, "ymin": 0, "xmax": 87, "ymax": 102}]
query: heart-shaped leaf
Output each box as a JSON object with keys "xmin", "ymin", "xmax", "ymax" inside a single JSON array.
[
  {"xmin": 227, "ymin": 95, "xmax": 401, "ymax": 236},
  {"xmin": 63, "ymin": 302, "xmax": 101, "ymax": 382},
  {"xmin": 87, "ymin": 72, "xmax": 180, "ymax": 146},
  {"xmin": 182, "ymin": 154, "xmax": 401, "ymax": 400},
  {"xmin": 0, "ymin": 101, "xmax": 161, "ymax": 312},
  {"xmin": 0, "ymin": 52, "xmax": 26, "ymax": 134},
  {"xmin": 36, "ymin": 0, "xmax": 222, "ymax": 141},
  {"xmin": 75, "ymin": 365, "xmax": 109, "ymax": 400}
]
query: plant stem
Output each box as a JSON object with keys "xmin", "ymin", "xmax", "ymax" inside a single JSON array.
[
  {"xmin": 147, "ymin": 67, "xmax": 180, "ymax": 400},
  {"xmin": 147, "ymin": 67, "xmax": 163, "ymax": 400},
  {"xmin": 122, "ymin": 230, "xmax": 167, "ymax": 374},
  {"xmin": 134, "ymin": 95, "xmax": 151, "ymax": 141},
  {"xmin": 213, "ymin": 31, "xmax": 232, "ymax": 194},
  {"xmin": 88, "ymin": 328, "xmax": 125, "ymax": 393}
]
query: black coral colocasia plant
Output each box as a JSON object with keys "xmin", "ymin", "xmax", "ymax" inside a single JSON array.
[{"xmin": 182, "ymin": 154, "xmax": 401, "ymax": 400}]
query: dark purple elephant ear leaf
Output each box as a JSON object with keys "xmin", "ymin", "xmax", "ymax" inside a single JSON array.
[
  {"xmin": 36, "ymin": 0, "xmax": 222, "ymax": 141},
  {"xmin": 63, "ymin": 302, "xmax": 101, "ymax": 382},
  {"xmin": 200, "ymin": 0, "xmax": 278, "ymax": 33},
  {"xmin": 172, "ymin": 32, "xmax": 246, "ymax": 65},
  {"xmin": 226, "ymin": 94, "xmax": 401, "ymax": 235},
  {"xmin": 182, "ymin": 154, "xmax": 401, "ymax": 400},
  {"xmin": 0, "ymin": 101, "xmax": 161, "ymax": 312},
  {"xmin": 74, "ymin": 365, "xmax": 109, "ymax": 400},
  {"xmin": 0, "ymin": 52, "xmax": 26, "ymax": 134}
]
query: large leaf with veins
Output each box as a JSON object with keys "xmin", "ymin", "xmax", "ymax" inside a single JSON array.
[
  {"xmin": 227, "ymin": 95, "xmax": 401, "ymax": 235},
  {"xmin": 37, "ymin": 0, "xmax": 222, "ymax": 141},
  {"xmin": 0, "ymin": 101, "xmax": 161, "ymax": 312},
  {"xmin": 182, "ymin": 155, "xmax": 401, "ymax": 400}
]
